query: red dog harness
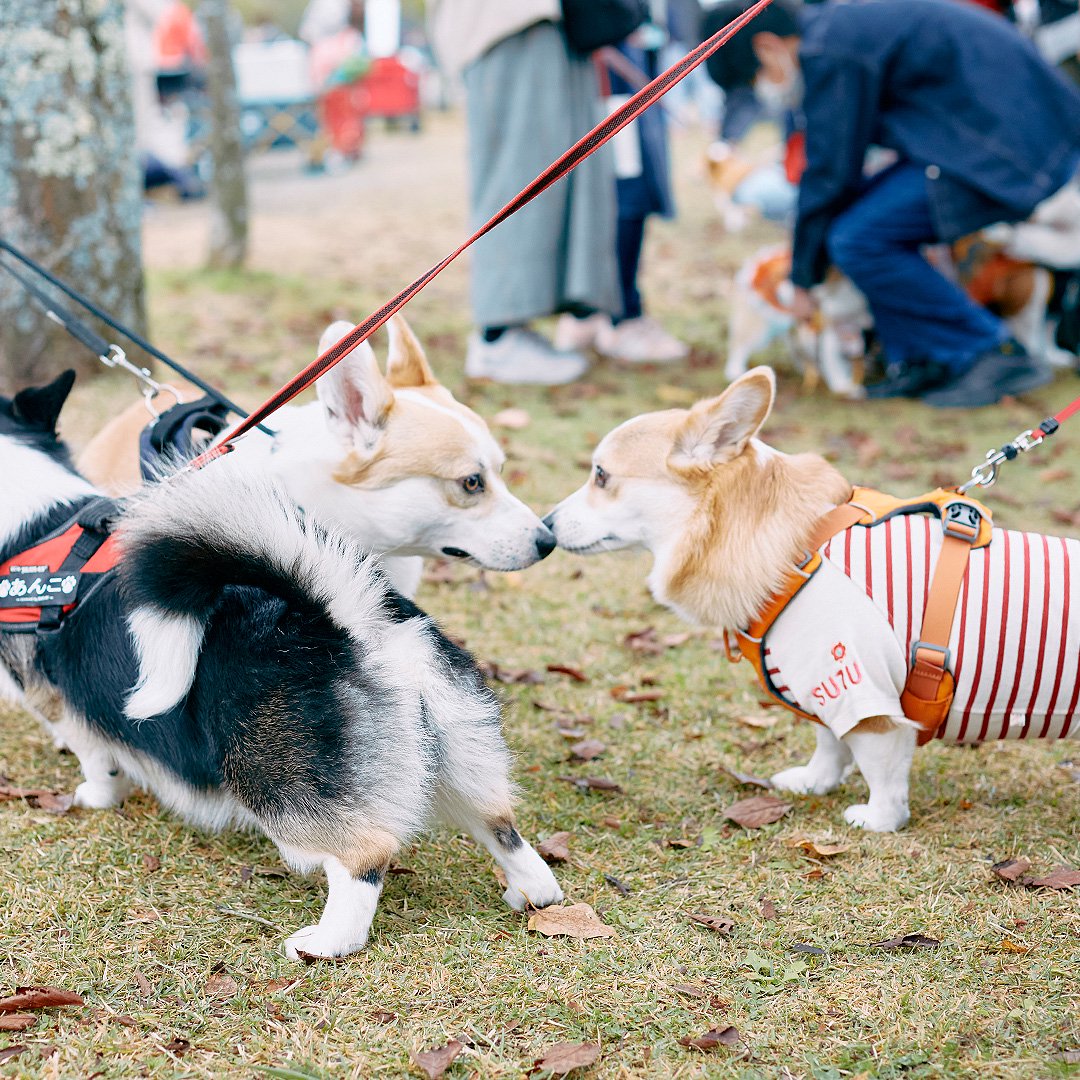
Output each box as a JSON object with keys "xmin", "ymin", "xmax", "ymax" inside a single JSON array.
[
  {"xmin": 0, "ymin": 500, "xmax": 121, "ymax": 633},
  {"xmin": 726, "ymin": 487, "xmax": 992, "ymax": 745}
]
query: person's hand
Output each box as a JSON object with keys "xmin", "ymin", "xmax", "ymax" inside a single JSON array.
[{"xmin": 790, "ymin": 286, "xmax": 818, "ymax": 324}]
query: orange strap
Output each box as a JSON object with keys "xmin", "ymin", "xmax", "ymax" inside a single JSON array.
[{"xmin": 727, "ymin": 489, "xmax": 991, "ymax": 742}]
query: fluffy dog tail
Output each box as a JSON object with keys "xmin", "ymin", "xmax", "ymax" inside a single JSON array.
[{"xmin": 117, "ymin": 458, "xmax": 388, "ymax": 720}]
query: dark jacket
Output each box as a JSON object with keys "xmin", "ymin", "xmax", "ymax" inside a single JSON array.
[{"xmin": 792, "ymin": 0, "xmax": 1080, "ymax": 288}]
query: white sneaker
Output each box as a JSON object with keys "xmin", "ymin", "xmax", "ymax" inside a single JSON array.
[
  {"xmin": 465, "ymin": 328, "xmax": 589, "ymax": 385},
  {"xmin": 554, "ymin": 312, "xmax": 612, "ymax": 352},
  {"xmin": 597, "ymin": 315, "xmax": 690, "ymax": 364}
]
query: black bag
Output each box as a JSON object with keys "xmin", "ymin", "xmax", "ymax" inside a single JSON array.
[{"xmin": 561, "ymin": 0, "xmax": 650, "ymax": 54}]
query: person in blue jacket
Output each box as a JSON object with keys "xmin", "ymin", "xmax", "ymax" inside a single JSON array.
[{"xmin": 705, "ymin": 0, "xmax": 1080, "ymax": 407}]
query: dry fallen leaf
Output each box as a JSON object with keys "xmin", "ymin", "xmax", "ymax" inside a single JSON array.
[
  {"xmin": 204, "ymin": 974, "xmax": 237, "ymax": 999},
  {"xmin": 0, "ymin": 1046, "xmax": 28, "ymax": 1064},
  {"xmin": 623, "ymin": 627, "xmax": 664, "ymax": 655},
  {"xmin": 537, "ymin": 831, "xmax": 572, "ymax": 863},
  {"xmin": 547, "ymin": 664, "xmax": 588, "ymax": 682},
  {"xmin": 143, "ymin": 854, "xmax": 161, "ymax": 872},
  {"xmin": 492, "ymin": 407, "xmax": 531, "ymax": 430},
  {"xmin": 603, "ymin": 873, "xmax": 630, "ymax": 896},
  {"xmin": 556, "ymin": 775, "xmax": 623, "ymax": 794},
  {"xmin": 997, "ymin": 938, "xmax": 1031, "ymax": 954},
  {"xmin": 867, "ymin": 933, "xmax": 941, "ymax": 950},
  {"xmin": 162, "ymin": 1038, "xmax": 192, "ymax": 1057},
  {"xmin": 736, "ymin": 713, "xmax": 779, "ymax": 730},
  {"xmin": 535, "ymin": 1041, "xmax": 601, "ymax": 1075},
  {"xmin": 528, "ymin": 903, "xmax": 615, "ymax": 940},
  {"xmin": 30, "ymin": 791, "xmax": 73, "ymax": 814},
  {"xmin": 569, "ymin": 739, "xmax": 606, "ymax": 761},
  {"xmin": 687, "ymin": 913, "xmax": 735, "ymax": 936},
  {"xmin": 991, "ymin": 857, "xmax": 1032, "ymax": 882},
  {"xmin": 410, "ymin": 1039, "xmax": 464, "ymax": 1079},
  {"xmin": 760, "ymin": 897, "xmax": 779, "ymax": 921},
  {"xmin": 133, "ymin": 972, "xmax": 153, "ymax": 999},
  {"xmin": 723, "ymin": 795, "xmax": 791, "ymax": 829},
  {"xmin": 788, "ymin": 838, "xmax": 851, "ymax": 858},
  {"xmin": 678, "ymin": 1026, "xmax": 741, "ymax": 1050},
  {"xmin": 610, "ymin": 686, "xmax": 664, "ymax": 704},
  {"xmin": 1026, "ymin": 867, "xmax": 1080, "ymax": 890},
  {"xmin": 0, "ymin": 1015, "xmax": 35, "ymax": 1032},
  {"xmin": 0, "ymin": 987, "xmax": 84, "ymax": 1012},
  {"xmin": 720, "ymin": 765, "xmax": 773, "ymax": 789}
]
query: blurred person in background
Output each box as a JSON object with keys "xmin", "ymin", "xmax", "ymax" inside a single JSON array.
[
  {"xmin": 707, "ymin": 0, "xmax": 1080, "ymax": 408},
  {"xmin": 556, "ymin": 3, "xmax": 690, "ymax": 364},
  {"xmin": 428, "ymin": 0, "xmax": 620, "ymax": 385}
]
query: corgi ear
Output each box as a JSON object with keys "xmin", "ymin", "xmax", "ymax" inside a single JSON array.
[
  {"xmin": 315, "ymin": 322, "xmax": 394, "ymax": 450},
  {"xmin": 385, "ymin": 314, "xmax": 436, "ymax": 388},
  {"xmin": 670, "ymin": 368, "xmax": 775, "ymax": 468}
]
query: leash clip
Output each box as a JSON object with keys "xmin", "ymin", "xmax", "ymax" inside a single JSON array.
[{"xmin": 958, "ymin": 422, "xmax": 1051, "ymax": 495}]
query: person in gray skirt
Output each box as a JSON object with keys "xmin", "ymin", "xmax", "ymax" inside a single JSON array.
[{"xmin": 429, "ymin": 0, "xmax": 620, "ymax": 384}]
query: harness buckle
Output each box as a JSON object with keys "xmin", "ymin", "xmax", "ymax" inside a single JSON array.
[
  {"xmin": 910, "ymin": 639, "xmax": 951, "ymax": 672},
  {"xmin": 941, "ymin": 500, "xmax": 982, "ymax": 543}
]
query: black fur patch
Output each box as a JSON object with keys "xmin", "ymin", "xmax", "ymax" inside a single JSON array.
[{"xmin": 492, "ymin": 823, "xmax": 524, "ymax": 851}]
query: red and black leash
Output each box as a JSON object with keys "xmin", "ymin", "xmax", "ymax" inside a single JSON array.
[{"xmin": 189, "ymin": 0, "xmax": 777, "ymax": 469}]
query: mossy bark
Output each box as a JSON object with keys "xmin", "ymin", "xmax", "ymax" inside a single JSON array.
[
  {"xmin": 203, "ymin": 0, "xmax": 248, "ymax": 270},
  {"xmin": 0, "ymin": 0, "xmax": 147, "ymax": 391}
]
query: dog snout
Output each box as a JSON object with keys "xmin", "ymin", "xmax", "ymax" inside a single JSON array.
[{"xmin": 534, "ymin": 525, "xmax": 556, "ymax": 561}]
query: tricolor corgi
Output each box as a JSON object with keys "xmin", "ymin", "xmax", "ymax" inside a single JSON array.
[
  {"xmin": 1, "ymin": 372, "xmax": 562, "ymax": 958},
  {"xmin": 545, "ymin": 369, "xmax": 1079, "ymax": 831}
]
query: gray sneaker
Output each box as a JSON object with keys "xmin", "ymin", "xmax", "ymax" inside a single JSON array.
[{"xmin": 465, "ymin": 328, "xmax": 589, "ymax": 385}]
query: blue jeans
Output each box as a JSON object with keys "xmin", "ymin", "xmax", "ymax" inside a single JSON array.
[{"xmin": 827, "ymin": 162, "xmax": 1005, "ymax": 373}]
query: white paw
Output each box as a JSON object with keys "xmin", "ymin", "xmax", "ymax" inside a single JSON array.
[
  {"xmin": 843, "ymin": 803, "xmax": 909, "ymax": 832},
  {"xmin": 503, "ymin": 866, "xmax": 564, "ymax": 912},
  {"xmin": 771, "ymin": 764, "xmax": 847, "ymax": 795},
  {"xmin": 73, "ymin": 780, "xmax": 127, "ymax": 809},
  {"xmin": 283, "ymin": 923, "xmax": 367, "ymax": 960}
]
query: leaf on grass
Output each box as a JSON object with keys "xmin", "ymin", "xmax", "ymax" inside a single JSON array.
[
  {"xmin": 528, "ymin": 903, "xmax": 615, "ymax": 940},
  {"xmin": 0, "ymin": 986, "xmax": 84, "ymax": 1012},
  {"xmin": 610, "ymin": 686, "xmax": 664, "ymax": 704},
  {"xmin": 687, "ymin": 913, "xmax": 734, "ymax": 936},
  {"xmin": 720, "ymin": 766, "xmax": 773, "ymax": 790},
  {"xmin": 537, "ymin": 832, "xmax": 572, "ymax": 863},
  {"xmin": 791, "ymin": 943, "xmax": 825, "ymax": 955},
  {"xmin": 0, "ymin": 1046, "xmax": 28, "ymax": 1064},
  {"xmin": 867, "ymin": 933, "xmax": 941, "ymax": 950},
  {"xmin": 736, "ymin": 714, "xmax": 779, "ymax": 729},
  {"xmin": 991, "ymin": 857, "xmax": 1032, "ymax": 882},
  {"xmin": 143, "ymin": 854, "xmax": 161, "ymax": 872},
  {"xmin": 569, "ymin": 740, "xmax": 606, "ymax": 762},
  {"xmin": 0, "ymin": 1014, "xmax": 36, "ymax": 1032},
  {"xmin": 204, "ymin": 974, "xmax": 238, "ymax": 999},
  {"xmin": 547, "ymin": 664, "xmax": 588, "ymax": 683},
  {"xmin": 997, "ymin": 938, "xmax": 1030, "ymax": 954},
  {"xmin": 369, "ymin": 1008, "xmax": 396, "ymax": 1023},
  {"xmin": 556, "ymin": 775, "xmax": 623, "ymax": 794},
  {"xmin": 133, "ymin": 972, "xmax": 153, "ymax": 999},
  {"xmin": 32, "ymin": 791, "xmax": 73, "ymax": 814},
  {"xmin": 788, "ymin": 838, "xmax": 851, "ymax": 858},
  {"xmin": 623, "ymin": 627, "xmax": 664, "ymax": 655},
  {"xmin": 678, "ymin": 1026, "xmax": 741, "ymax": 1050},
  {"xmin": 491, "ymin": 407, "xmax": 531, "ymax": 430},
  {"xmin": 1026, "ymin": 866, "xmax": 1080, "ymax": 890},
  {"xmin": 410, "ymin": 1040, "xmax": 463, "ymax": 1079},
  {"xmin": 603, "ymin": 873, "xmax": 630, "ymax": 896},
  {"xmin": 760, "ymin": 897, "xmax": 778, "ymax": 921},
  {"xmin": 162, "ymin": 1038, "xmax": 191, "ymax": 1057},
  {"xmin": 535, "ymin": 1041, "xmax": 601, "ymax": 1075},
  {"xmin": 723, "ymin": 795, "xmax": 791, "ymax": 829}
]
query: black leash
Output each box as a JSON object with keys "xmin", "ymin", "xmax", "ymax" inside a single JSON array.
[{"xmin": 0, "ymin": 237, "xmax": 270, "ymax": 434}]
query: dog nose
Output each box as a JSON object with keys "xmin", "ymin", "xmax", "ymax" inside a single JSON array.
[{"xmin": 535, "ymin": 526, "xmax": 557, "ymax": 560}]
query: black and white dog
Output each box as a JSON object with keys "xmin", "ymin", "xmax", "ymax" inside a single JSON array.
[{"xmin": 0, "ymin": 372, "xmax": 562, "ymax": 958}]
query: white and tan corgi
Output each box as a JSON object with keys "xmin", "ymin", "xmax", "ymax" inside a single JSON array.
[
  {"xmin": 78, "ymin": 316, "xmax": 555, "ymax": 597},
  {"xmin": 545, "ymin": 369, "xmax": 1080, "ymax": 831}
]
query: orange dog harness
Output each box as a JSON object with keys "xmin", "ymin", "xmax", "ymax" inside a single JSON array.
[{"xmin": 726, "ymin": 487, "xmax": 992, "ymax": 744}]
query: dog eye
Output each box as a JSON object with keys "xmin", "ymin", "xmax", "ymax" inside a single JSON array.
[
  {"xmin": 461, "ymin": 473, "xmax": 485, "ymax": 494},
  {"xmin": 594, "ymin": 465, "xmax": 608, "ymax": 489}
]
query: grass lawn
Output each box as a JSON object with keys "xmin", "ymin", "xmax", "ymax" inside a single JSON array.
[{"xmin": 1, "ymin": 115, "xmax": 1078, "ymax": 1079}]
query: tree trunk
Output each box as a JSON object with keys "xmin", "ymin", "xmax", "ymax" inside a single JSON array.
[
  {"xmin": 0, "ymin": 0, "xmax": 146, "ymax": 392},
  {"xmin": 203, "ymin": 0, "xmax": 248, "ymax": 270}
]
